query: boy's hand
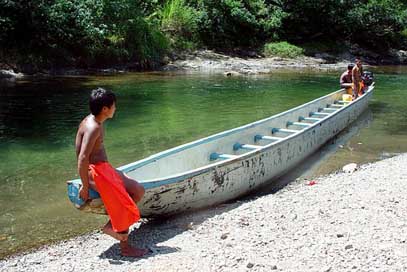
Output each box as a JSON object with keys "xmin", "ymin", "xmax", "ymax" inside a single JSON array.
[{"xmin": 79, "ymin": 185, "xmax": 89, "ymax": 201}]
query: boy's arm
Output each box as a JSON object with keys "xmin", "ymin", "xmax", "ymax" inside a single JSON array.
[{"xmin": 77, "ymin": 126, "xmax": 100, "ymax": 200}]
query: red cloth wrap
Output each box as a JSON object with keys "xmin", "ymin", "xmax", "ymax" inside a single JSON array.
[{"xmin": 89, "ymin": 162, "xmax": 140, "ymax": 232}]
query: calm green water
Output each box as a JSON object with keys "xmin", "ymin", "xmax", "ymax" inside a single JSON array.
[{"xmin": 0, "ymin": 68, "xmax": 406, "ymax": 258}]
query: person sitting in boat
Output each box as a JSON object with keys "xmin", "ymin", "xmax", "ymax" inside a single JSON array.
[
  {"xmin": 75, "ymin": 88, "xmax": 148, "ymax": 257},
  {"xmin": 352, "ymin": 58, "xmax": 365, "ymax": 99},
  {"xmin": 340, "ymin": 64, "xmax": 354, "ymax": 95}
]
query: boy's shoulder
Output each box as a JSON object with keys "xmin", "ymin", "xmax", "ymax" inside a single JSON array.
[{"xmin": 80, "ymin": 116, "xmax": 102, "ymax": 133}]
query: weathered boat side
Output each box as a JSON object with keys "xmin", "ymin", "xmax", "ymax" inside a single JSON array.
[{"xmin": 67, "ymin": 84, "xmax": 374, "ymax": 217}]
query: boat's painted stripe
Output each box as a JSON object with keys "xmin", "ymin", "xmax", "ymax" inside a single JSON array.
[{"xmin": 68, "ymin": 85, "xmax": 374, "ymax": 189}]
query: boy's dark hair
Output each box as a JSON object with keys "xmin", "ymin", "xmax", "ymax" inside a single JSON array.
[
  {"xmin": 89, "ymin": 88, "xmax": 116, "ymax": 116},
  {"xmin": 348, "ymin": 63, "xmax": 355, "ymax": 70}
]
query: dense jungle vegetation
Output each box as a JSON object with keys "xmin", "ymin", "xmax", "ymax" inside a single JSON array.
[{"xmin": 1, "ymin": 0, "xmax": 407, "ymax": 70}]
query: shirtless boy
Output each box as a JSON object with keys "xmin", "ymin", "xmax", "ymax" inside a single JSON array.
[
  {"xmin": 352, "ymin": 58, "xmax": 363, "ymax": 99},
  {"xmin": 75, "ymin": 87, "xmax": 148, "ymax": 257}
]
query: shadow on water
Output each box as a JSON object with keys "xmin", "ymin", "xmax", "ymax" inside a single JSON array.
[{"xmin": 99, "ymin": 107, "xmax": 374, "ymax": 261}]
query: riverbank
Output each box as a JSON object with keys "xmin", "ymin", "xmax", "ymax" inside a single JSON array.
[
  {"xmin": 161, "ymin": 50, "xmax": 350, "ymax": 75},
  {"xmin": 4, "ymin": 46, "xmax": 407, "ymax": 79},
  {"xmin": 1, "ymin": 153, "xmax": 406, "ymax": 271},
  {"xmin": 0, "ymin": 49, "xmax": 367, "ymax": 79}
]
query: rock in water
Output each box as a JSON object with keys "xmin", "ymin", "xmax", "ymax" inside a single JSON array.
[
  {"xmin": 224, "ymin": 71, "xmax": 241, "ymax": 77},
  {"xmin": 342, "ymin": 163, "xmax": 358, "ymax": 173}
]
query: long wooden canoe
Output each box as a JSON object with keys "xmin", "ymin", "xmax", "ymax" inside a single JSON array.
[{"xmin": 68, "ymin": 83, "xmax": 375, "ymax": 216}]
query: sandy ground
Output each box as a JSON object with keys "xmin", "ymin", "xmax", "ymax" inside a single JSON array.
[{"xmin": 1, "ymin": 154, "xmax": 406, "ymax": 272}]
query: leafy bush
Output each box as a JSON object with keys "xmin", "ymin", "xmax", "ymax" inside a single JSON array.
[
  {"xmin": 0, "ymin": 0, "xmax": 171, "ymax": 68},
  {"xmin": 345, "ymin": 0, "xmax": 407, "ymax": 50},
  {"xmin": 300, "ymin": 40, "xmax": 344, "ymax": 56},
  {"xmin": 159, "ymin": 0, "xmax": 201, "ymax": 50},
  {"xmin": 1, "ymin": 0, "xmax": 407, "ymax": 70},
  {"xmin": 279, "ymin": 0, "xmax": 349, "ymax": 41},
  {"xmin": 195, "ymin": 0, "xmax": 287, "ymax": 48},
  {"xmin": 263, "ymin": 42, "xmax": 304, "ymax": 58}
]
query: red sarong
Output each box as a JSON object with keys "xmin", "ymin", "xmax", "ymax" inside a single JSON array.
[{"xmin": 89, "ymin": 162, "xmax": 140, "ymax": 232}]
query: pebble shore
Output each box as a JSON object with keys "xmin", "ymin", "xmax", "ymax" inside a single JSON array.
[
  {"xmin": 162, "ymin": 50, "xmax": 350, "ymax": 75},
  {"xmin": 1, "ymin": 154, "xmax": 406, "ymax": 272}
]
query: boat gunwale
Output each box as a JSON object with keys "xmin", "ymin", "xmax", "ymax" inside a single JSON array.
[{"xmin": 68, "ymin": 84, "xmax": 374, "ymax": 189}]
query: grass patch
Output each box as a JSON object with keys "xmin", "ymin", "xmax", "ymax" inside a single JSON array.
[{"xmin": 263, "ymin": 42, "xmax": 304, "ymax": 58}]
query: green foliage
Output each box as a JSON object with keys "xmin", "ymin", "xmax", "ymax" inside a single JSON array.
[
  {"xmin": 300, "ymin": 40, "xmax": 344, "ymax": 56},
  {"xmin": 195, "ymin": 0, "xmax": 287, "ymax": 48},
  {"xmin": 280, "ymin": 0, "xmax": 407, "ymax": 51},
  {"xmin": 263, "ymin": 42, "xmax": 304, "ymax": 58},
  {"xmin": 346, "ymin": 0, "xmax": 407, "ymax": 50},
  {"xmin": 280, "ymin": 0, "xmax": 349, "ymax": 40},
  {"xmin": 159, "ymin": 0, "xmax": 201, "ymax": 50},
  {"xmin": 97, "ymin": 0, "xmax": 169, "ymax": 65},
  {"xmin": 1, "ymin": 0, "xmax": 407, "ymax": 70},
  {"xmin": 0, "ymin": 0, "xmax": 169, "ymax": 68}
]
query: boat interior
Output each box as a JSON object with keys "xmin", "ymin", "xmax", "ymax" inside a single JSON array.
[{"xmin": 123, "ymin": 86, "xmax": 373, "ymax": 182}]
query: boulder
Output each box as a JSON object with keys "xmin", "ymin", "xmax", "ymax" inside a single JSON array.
[
  {"xmin": 223, "ymin": 71, "xmax": 241, "ymax": 77},
  {"xmin": 342, "ymin": 163, "xmax": 358, "ymax": 173},
  {"xmin": 0, "ymin": 69, "xmax": 23, "ymax": 79}
]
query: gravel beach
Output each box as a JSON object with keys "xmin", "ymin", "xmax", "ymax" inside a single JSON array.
[{"xmin": 1, "ymin": 154, "xmax": 406, "ymax": 272}]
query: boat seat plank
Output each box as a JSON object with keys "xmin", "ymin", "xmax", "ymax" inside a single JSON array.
[
  {"xmin": 302, "ymin": 117, "xmax": 322, "ymax": 122},
  {"xmin": 233, "ymin": 143, "xmax": 262, "ymax": 151},
  {"xmin": 254, "ymin": 134, "xmax": 283, "ymax": 142},
  {"xmin": 210, "ymin": 153, "xmax": 238, "ymax": 161},
  {"xmin": 320, "ymin": 107, "xmax": 337, "ymax": 111},
  {"xmin": 286, "ymin": 121, "xmax": 311, "ymax": 127},
  {"xmin": 334, "ymin": 100, "xmax": 350, "ymax": 104},
  {"xmin": 328, "ymin": 104, "xmax": 343, "ymax": 108},
  {"xmin": 272, "ymin": 128, "xmax": 300, "ymax": 134},
  {"xmin": 298, "ymin": 116, "xmax": 321, "ymax": 122},
  {"xmin": 310, "ymin": 112, "xmax": 330, "ymax": 116}
]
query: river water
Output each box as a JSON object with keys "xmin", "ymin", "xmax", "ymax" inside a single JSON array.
[{"xmin": 0, "ymin": 67, "xmax": 406, "ymax": 258}]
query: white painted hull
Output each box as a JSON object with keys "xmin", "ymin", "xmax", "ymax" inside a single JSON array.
[{"xmin": 68, "ymin": 84, "xmax": 374, "ymax": 217}]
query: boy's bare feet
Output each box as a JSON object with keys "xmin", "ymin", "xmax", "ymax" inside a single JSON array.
[
  {"xmin": 102, "ymin": 221, "xmax": 128, "ymax": 241},
  {"xmin": 120, "ymin": 241, "xmax": 149, "ymax": 257}
]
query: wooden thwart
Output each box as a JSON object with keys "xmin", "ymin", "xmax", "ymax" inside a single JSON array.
[
  {"xmin": 287, "ymin": 121, "xmax": 311, "ymax": 127},
  {"xmin": 210, "ymin": 153, "xmax": 238, "ymax": 161},
  {"xmin": 254, "ymin": 134, "xmax": 283, "ymax": 142},
  {"xmin": 310, "ymin": 112, "xmax": 330, "ymax": 116},
  {"xmin": 272, "ymin": 128, "xmax": 299, "ymax": 134},
  {"xmin": 233, "ymin": 143, "xmax": 262, "ymax": 151}
]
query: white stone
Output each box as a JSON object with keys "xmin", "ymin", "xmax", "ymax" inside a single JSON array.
[{"xmin": 343, "ymin": 163, "xmax": 358, "ymax": 173}]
